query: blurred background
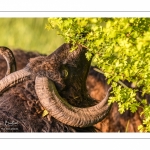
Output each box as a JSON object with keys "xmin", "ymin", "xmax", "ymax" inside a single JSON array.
[{"xmin": 0, "ymin": 18, "xmax": 64, "ymax": 55}]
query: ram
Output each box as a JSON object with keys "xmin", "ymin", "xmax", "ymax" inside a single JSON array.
[
  {"xmin": 0, "ymin": 44, "xmax": 145, "ymax": 132},
  {"xmin": 0, "ymin": 44, "xmax": 111, "ymax": 132}
]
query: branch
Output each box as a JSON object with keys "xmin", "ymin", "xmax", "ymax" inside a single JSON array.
[{"xmin": 93, "ymin": 67, "xmax": 142, "ymax": 102}]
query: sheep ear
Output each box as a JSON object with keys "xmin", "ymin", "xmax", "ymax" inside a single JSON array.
[
  {"xmin": 0, "ymin": 46, "xmax": 17, "ymax": 76},
  {"xmin": 35, "ymin": 76, "xmax": 112, "ymax": 127}
]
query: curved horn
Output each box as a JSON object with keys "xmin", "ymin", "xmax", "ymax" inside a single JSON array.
[
  {"xmin": 0, "ymin": 67, "xmax": 31, "ymax": 94},
  {"xmin": 35, "ymin": 76, "xmax": 112, "ymax": 127},
  {"xmin": 0, "ymin": 47, "xmax": 17, "ymax": 76}
]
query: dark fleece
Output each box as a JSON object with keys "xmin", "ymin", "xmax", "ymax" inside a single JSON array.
[{"xmin": 0, "ymin": 49, "xmax": 96, "ymax": 132}]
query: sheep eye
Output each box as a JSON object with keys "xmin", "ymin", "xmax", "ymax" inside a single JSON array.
[{"xmin": 61, "ymin": 67, "xmax": 68, "ymax": 78}]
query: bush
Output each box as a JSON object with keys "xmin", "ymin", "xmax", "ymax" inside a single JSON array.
[{"xmin": 46, "ymin": 18, "xmax": 150, "ymax": 132}]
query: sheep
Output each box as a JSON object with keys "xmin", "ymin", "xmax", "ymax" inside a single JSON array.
[
  {"xmin": 0, "ymin": 44, "xmax": 111, "ymax": 132},
  {"xmin": 0, "ymin": 44, "xmax": 145, "ymax": 132}
]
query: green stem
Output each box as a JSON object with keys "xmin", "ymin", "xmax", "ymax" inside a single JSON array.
[
  {"xmin": 94, "ymin": 68, "xmax": 128, "ymax": 88},
  {"xmin": 118, "ymin": 80, "xmax": 129, "ymax": 89}
]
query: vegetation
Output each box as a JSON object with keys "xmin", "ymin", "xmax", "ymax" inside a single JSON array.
[
  {"xmin": 0, "ymin": 18, "xmax": 64, "ymax": 54},
  {"xmin": 46, "ymin": 18, "xmax": 150, "ymax": 132}
]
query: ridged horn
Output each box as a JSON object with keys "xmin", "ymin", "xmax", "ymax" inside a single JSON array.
[
  {"xmin": 0, "ymin": 67, "xmax": 31, "ymax": 94},
  {"xmin": 0, "ymin": 46, "xmax": 17, "ymax": 76},
  {"xmin": 35, "ymin": 76, "xmax": 112, "ymax": 127}
]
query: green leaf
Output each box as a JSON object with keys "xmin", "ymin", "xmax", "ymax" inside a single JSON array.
[{"xmin": 46, "ymin": 17, "xmax": 150, "ymax": 132}]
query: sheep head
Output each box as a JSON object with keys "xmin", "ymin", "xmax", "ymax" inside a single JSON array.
[{"xmin": 0, "ymin": 43, "xmax": 111, "ymax": 128}]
